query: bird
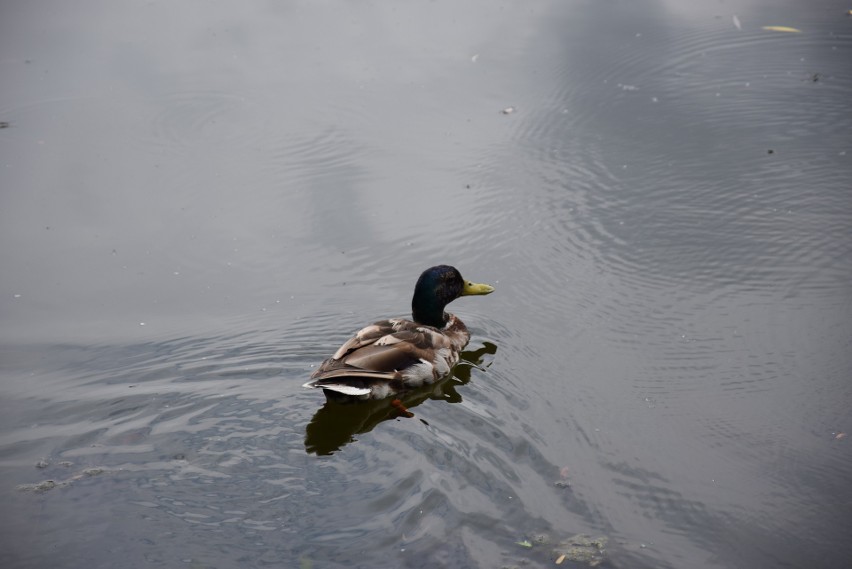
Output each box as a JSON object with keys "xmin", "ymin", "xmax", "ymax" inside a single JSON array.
[{"xmin": 303, "ymin": 265, "xmax": 494, "ymax": 400}]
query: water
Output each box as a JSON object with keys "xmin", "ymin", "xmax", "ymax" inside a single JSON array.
[{"xmin": 2, "ymin": 1, "xmax": 851, "ymax": 568}]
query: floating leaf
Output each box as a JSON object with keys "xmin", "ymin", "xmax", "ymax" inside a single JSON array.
[
  {"xmin": 516, "ymin": 540, "xmax": 533, "ymax": 549},
  {"xmin": 556, "ymin": 553, "xmax": 567, "ymax": 564},
  {"xmin": 762, "ymin": 25, "xmax": 801, "ymax": 33}
]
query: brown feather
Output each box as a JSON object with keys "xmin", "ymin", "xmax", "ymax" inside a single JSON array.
[{"xmin": 306, "ymin": 315, "xmax": 471, "ymax": 398}]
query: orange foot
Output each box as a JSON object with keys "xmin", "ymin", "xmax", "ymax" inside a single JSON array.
[{"xmin": 391, "ymin": 399, "xmax": 414, "ymax": 418}]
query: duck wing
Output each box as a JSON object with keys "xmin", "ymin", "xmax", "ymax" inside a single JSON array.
[{"xmin": 304, "ymin": 319, "xmax": 454, "ymax": 396}]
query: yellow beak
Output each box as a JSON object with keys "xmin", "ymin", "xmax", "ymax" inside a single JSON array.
[{"xmin": 461, "ymin": 280, "xmax": 495, "ymax": 296}]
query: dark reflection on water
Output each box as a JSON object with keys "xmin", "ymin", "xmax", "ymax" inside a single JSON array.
[{"xmin": 2, "ymin": 0, "xmax": 851, "ymax": 568}]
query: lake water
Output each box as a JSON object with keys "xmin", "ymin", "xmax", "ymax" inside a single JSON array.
[{"xmin": 1, "ymin": 1, "xmax": 850, "ymax": 568}]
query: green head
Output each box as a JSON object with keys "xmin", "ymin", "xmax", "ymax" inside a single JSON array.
[{"xmin": 411, "ymin": 265, "xmax": 494, "ymax": 328}]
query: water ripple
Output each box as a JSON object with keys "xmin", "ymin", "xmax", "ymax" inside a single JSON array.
[
  {"xmin": 144, "ymin": 90, "xmax": 258, "ymax": 151},
  {"xmin": 495, "ymin": 21, "xmax": 852, "ymax": 312}
]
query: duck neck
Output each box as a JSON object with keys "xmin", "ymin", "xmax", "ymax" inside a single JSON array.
[{"xmin": 411, "ymin": 294, "xmax": 449, "ymax": 328}]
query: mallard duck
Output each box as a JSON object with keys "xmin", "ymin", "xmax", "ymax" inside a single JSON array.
[{"xmin": 303, "ymin": 265, "xmax": 494, "ymax": 400}]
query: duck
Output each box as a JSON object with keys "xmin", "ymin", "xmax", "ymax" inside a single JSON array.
[{"xmin": 303, "ymin": 265, "xmax": 494, "ymax": 400}]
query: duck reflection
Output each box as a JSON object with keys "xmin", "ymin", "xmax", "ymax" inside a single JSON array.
[{"xmin": 304, "ymin": 341, "xmax": 497, "ymax": 455}]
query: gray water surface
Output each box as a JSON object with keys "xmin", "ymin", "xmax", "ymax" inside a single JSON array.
[{"xmin": 2, "ymin": 1, "xmax": 851, "ymax": 568}]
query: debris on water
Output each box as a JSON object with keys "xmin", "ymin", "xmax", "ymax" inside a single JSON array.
[
  {"xmin": 767, "ymin": 149, "xmax": 775, "ymax": 154},
  {"xmin": 834, "ymin": 432, "xmax": 847, "ymax": 440},
  {"xmin": 35, "ymin": 459, "xmax": 49, "ymax": 469},
  {"xmin": 516, "ymin": 539, "xmax": 533, "ymax": 549},
  {"xmin": 617, "ymin": 83, "xmax": 639, "ymax": 91},
  {"xmin": 17, "ymin": 480, "xmax": 63, "ymax": 493},
  {"xmin": 732, "ymin": 15, "xmax": 742, "ymax": 30},
  {"xmin": 471, "ymin": 53, "xmax": 480, "ymax": 63},
  {"xmin": 552, "ymin": 534, "xmax": 608, "ymax": 567},
  {"xmin": 556, "ymin": 553, "xmax": 567, "ymax": 564},
  {"xmin": 555, "ymin": 465, "xmax": 572, "ymax": 489},
  {"xmin": 501, "ymin": 106, "xmax": 516, "ymax": 115},
  {"xmin": 762, "ymin": 25, "xmax": 801, "ymax": 33},
  {"xmin": 16, "ymin": 467, "xmax": 109, "ymax": 493}
]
